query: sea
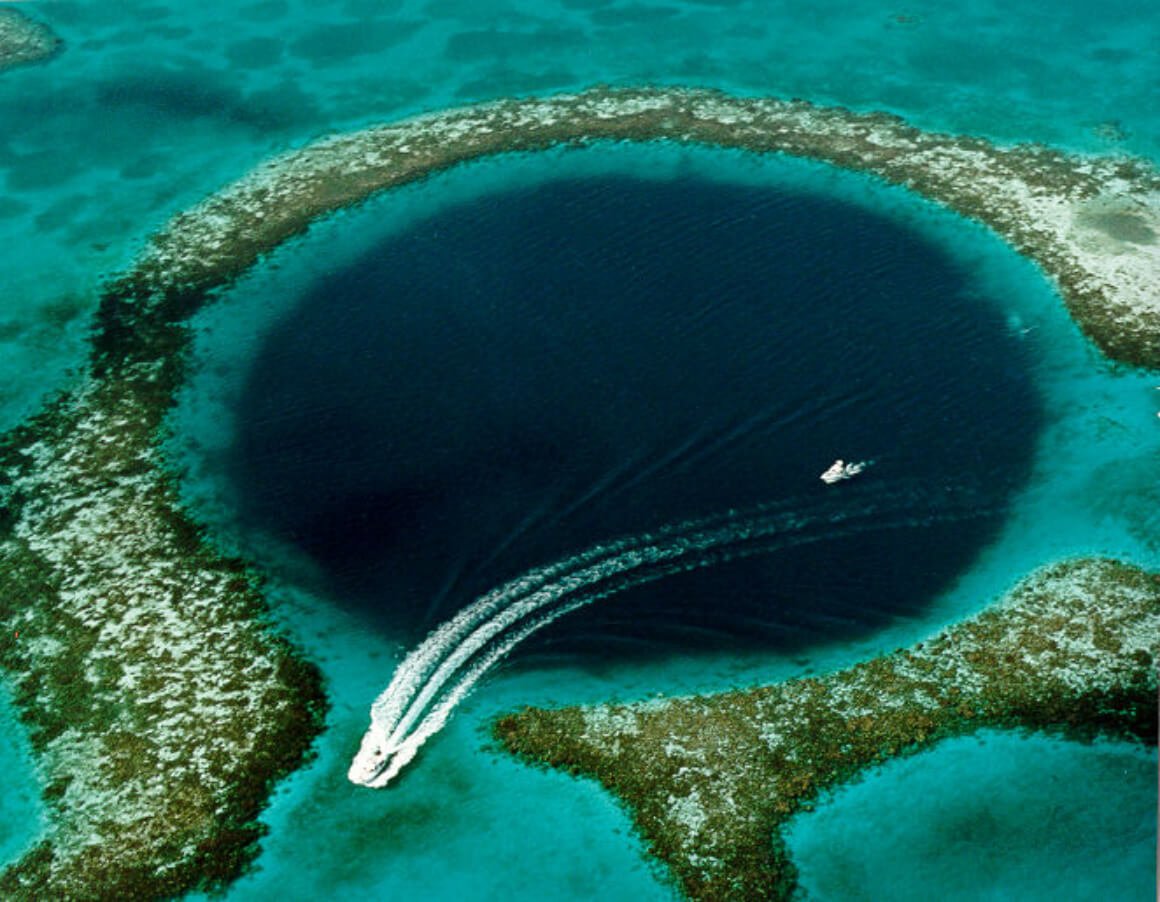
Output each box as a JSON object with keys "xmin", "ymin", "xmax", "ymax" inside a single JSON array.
[{"xmin": 0, "ymin": 1, "xmax": 1156, "ymax": 899}]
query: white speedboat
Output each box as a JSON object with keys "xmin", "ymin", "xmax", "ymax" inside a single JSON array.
[{"xmin": 820, "ymin": 458, "xmax": 869, "ymax": 484}]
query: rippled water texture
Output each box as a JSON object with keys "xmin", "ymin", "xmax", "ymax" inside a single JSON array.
[{"xmin": 226, "ymin": 174, "xmax": 1040, "ymax": 656}]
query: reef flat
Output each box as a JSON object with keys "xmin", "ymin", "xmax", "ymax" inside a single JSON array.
[
  {"xmin": 130, "ymin": 87, "xmax": 1160, "ymax": 368},
  {"xmin": 0, "ymin": 87, "xmax": 1156, "ymax": 896},
  {"xmin": 0, "ymin": 380, "xmax": 326, "ymax": 896},
  {"xmin": 496, "ymin": 559, "xmax": 1159, "ymax": 900},
  {"xmin": 0, "ymin": 9, "xmax": 61, "ymax": 72}
]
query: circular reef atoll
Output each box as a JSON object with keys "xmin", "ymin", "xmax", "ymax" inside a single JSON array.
[
  {"xmin": 0, "ymin": 9, "xmax": 61, "ymax": 72},
  {"xmin": 0, "ymin": 87, "xmax": 1156, "ymax": 898}
]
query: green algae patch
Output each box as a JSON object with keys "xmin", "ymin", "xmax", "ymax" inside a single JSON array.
[
  {"xmin": 0, "ymin": 9, "xmax": 61, "ymax": 73},
  {"xmin": 495, "ymin": 559, "xmax": 1159, "ymax": 901}
]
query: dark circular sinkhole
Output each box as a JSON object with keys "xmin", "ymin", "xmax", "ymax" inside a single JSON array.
[{"xmin": 229, "ymin": 172, "xmax": 1043, "ymax": 659}]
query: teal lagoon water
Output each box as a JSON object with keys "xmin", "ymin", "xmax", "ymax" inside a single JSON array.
[
  {"xmin": 0, "ymin": 0, "xmax": 1156, "ymax": 898},
  {"xmin": 786, "ymin": 730, "xmax": 1158, "ymax": 902},
  {"xmin": 0, "ymin": 681, "xmax": 44, "ymax": 869}
]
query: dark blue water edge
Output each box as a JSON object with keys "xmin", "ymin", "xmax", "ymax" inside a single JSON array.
[{"xmin": 212, "ymin": 164, "xmax": 1044, "ymax": 661}]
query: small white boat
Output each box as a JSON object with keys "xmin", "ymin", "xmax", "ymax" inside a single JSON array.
[{"xmin": 820, "ymin": 459, "xmax": 869, "ymax": 484}]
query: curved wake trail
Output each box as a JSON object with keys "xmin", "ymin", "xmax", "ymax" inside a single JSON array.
[{"xmin": 349, "ymin": 481, "xmax": 995, "ymax": 787}]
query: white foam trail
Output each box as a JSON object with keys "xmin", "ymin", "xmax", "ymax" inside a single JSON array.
[{"xmin": 349, "ymin": 483, "xmax": 991, "ymax": 788}]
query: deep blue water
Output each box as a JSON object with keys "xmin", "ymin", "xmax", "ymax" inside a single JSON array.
[{"xmin": 230, "ymin": 174, "xmax": 1042, "ymax": 657}]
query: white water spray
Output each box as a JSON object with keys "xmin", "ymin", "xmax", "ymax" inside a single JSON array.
[{"xmin": 349, "ymin": 482, "xmax": 990, "ymax": 787}]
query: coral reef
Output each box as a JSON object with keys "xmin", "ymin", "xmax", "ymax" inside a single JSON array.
[
  {"xmin": 126, "ymin": 88, "xmax": 1160, "ymax": 368},
  {"xmin": 496, "ymin": 560, "xmax": 1159, "ymax": 900},
  {"xmin": 0, "ymin": 9, "xmax": 61, "ymax": 72}
]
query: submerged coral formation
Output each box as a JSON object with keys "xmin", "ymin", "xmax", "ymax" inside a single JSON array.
[
  {"xmin": 0, "ymin": 380, "xmax": 326, "ymax": 895},
  {"xmin": 130, "ymin": 88, "xmax": 1160, "ymax": 367},
  {"xmin": 0, "ymin": 9, "xmax": 61, "ymax": 72},
  {"xmin": 0, "ymin": 87, "xmax": 1156, "ymax": 895},
  {"xmin": 496, "ymin": 560, "xmax": 1159, "ymax": 900}
]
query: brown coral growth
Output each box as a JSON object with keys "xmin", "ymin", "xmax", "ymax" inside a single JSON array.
[{"xmin": 497, "ymin": 560, "xmax": 1159, "ymax": 900}]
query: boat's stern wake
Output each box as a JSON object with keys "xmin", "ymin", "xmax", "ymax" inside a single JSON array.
[
  {"xmin": 348, "ymin": 478, "xmax": 998, "ymax": 788},
  {"xmin": 348, "ymin": 726, "xmax": 420, "ymax": 789}
]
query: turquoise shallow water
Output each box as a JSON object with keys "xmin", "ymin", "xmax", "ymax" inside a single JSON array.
[
  {"xmin": 786, "ymin": 730, "xmax": 1158, "ymax": 902},
  {"xmin": 1, "ymin": 0, "xmax": 1157, "ymax": 897},
  {"xmin": 0, "ymin": 682, "xmax": 43, "ymax": 869}
]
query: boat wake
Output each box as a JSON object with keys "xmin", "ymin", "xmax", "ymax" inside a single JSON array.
[{"xmin": 348, "ymin": 480, "xmax": 993, "ymax": 788}]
